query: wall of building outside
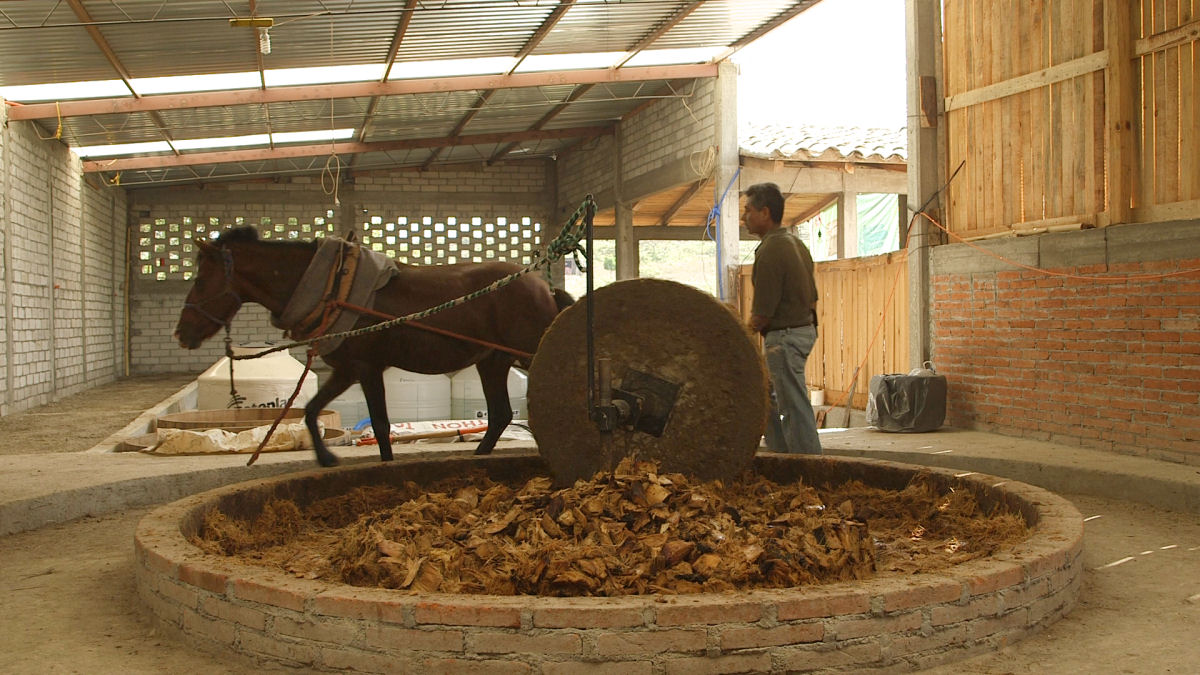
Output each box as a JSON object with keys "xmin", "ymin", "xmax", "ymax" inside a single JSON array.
[
  {"xmin": 0, "ymin": 113, "xmax": 127, "ymax": 416},
  {"xmin": 555, "ymin": 77, "xmax": 718, "ymax": 224},
  {"xmin": 126, "ymin": 161, "xmax": 554, "ymax": 376},
  {"xmin": 619, "ymin": 77, "xmax": 716, "ymax": 198},
  {"xmin": 930, "ymin": 220, "xmax": 1200, "ymax": 465}
]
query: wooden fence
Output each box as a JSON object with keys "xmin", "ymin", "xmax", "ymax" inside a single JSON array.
[
  {"xmin": 737, "ymin": 252, "xmax": 909, "ymax": 411},
  {"xmin": 941, "ymin": 0, "xmax": 1200, "ymax": 236}
]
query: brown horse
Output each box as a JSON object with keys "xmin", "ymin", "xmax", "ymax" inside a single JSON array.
[{"xmin": 173, "ymin": 226, "xmax": 570, "ymax": 467}]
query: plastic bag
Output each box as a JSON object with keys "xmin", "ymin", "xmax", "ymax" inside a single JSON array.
[{"xmin": 865, "ymin": 363, "xmax": 946, "ymax": 433}]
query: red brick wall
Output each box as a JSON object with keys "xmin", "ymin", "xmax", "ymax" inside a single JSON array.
[{"xmin": 932, "ymin": 257, "xmax": 1200, "ymax": 464}]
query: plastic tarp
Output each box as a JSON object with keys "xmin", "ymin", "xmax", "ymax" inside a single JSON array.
[{"xmin": 865, "ymin": 373, "xmax": 947, "ymax": 433}]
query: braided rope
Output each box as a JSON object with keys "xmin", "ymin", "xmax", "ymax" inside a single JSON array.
[{"xmin": 233, "ymin": 195, "xmax": 595, "ymax": 361}]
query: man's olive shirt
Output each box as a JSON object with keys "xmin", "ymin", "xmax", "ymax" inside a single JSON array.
[{"xmin": 751, "ymin": 227, "xmax": 818, "ymax": 332}]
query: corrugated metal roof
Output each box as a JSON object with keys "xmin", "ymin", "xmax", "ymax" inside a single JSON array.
[
  {"xmin": 740, "ymin": 122, "xmax": 908, "ymax": 162},
  {"xmin": 0, "ymin": 0, "xmax": 821, "ymax": 187}
]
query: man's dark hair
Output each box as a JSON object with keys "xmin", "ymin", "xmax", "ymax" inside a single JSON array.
[{"xmin": 745, "ymin": 182, "xmax": 784, "ymax": 223}]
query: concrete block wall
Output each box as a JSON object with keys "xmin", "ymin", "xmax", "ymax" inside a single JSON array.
[
  {"xmin": 0, "ymin": 110, "xmax": 127, "ymax": 416},
  {"xmin": 127, "ymin": 161, "xmax": 553, "ymax": 376},
  {"xmin": 555, "ymin": 78, "xmax": 717, "ymax": 221},
  {"xmin": 555, "ymin": 134, "xmax": 616, "ymax": 222},
  {"xmin": 931, "ymin": 220, "xmax": 1200, "ymax": 465},
  {"xmin": 620, "ymin": 77, "xmax": 716, "ymax": 187}
]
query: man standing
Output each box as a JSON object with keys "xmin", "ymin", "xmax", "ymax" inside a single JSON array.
[{"xmin": 743, "ymin": 182, "xmax": 821, "ymax": 454}]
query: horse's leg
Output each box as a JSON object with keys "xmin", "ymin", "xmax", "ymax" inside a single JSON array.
[
  {"xmin": 306, "ymin": 367, "xmax": 356, "ymax": 467},
  {"xmin": 359, "ymin": 367, "xmax": 394, "ymax": 462},
  {"xmin": 473, "ymin": 353, "xmax": 516, "ymax": 456}
]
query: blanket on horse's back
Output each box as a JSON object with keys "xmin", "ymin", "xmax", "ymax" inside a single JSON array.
[{"xmin": 272, "ymin": 236, "xmax": 400, "ymax": 355}]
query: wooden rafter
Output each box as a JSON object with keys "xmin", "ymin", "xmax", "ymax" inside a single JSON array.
[
  {"xmin": 614, "ymin": 0, "xmax": 706, "ymax": 68},
  {"xmin": 491, "ymin": 2, "xmax": 705, "ymax": 163},
  {"xmin": 81, "ymin": 125, "xmax": 611, "ymax": 173},
  {"xmin": 423, "ymin": 0, "xmax": 575, "ymax": 169},
  {"xmin": 65, "ymin": 0, "xmax": 196, "ymax": 174},
  {"xmin": 356, "ymin": 0, "xmax": 420, "ymax": 146},
  {"xmin": 7, "ymin": 64, "xmax": 718, "ymax": 121},
  {"xmin": 658, "ymin": 179, "xmax": 707, "ymax": 226}
]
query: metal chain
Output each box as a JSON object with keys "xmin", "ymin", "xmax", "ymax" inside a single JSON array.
[{"xmin": 232, "ymin": 195, "xmax": 595, "ymax": 361}]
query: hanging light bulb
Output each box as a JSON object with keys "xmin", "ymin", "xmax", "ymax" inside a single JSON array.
[{"xmin": 258, "ymin": 27, "xmax": 271, "ymax": 55}]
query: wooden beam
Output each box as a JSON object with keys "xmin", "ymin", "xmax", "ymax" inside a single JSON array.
[
  {"xmin": 434, "ymin": 1, "xmax": 575, "ymax": 168},
  {"xmin": 788, "ymin": 194, "xmax": 837, "ymax": 226},
  {"xmin": 81, "ymin": 126, "xmax": 611, "ymax": 172},
  {"xmin": 1105, "ymin": 1, "xmax": 1136, "ymax": 225},
  {"xmin": 615, "ymin": 1, "xmax": 706, "ymax": 68},
  {"xmin": 489, "ymin": 83, "xmax": 595, "ymax": 162},
  {"xmin": 357, "ymin": 0, "xmax": 420, "ymax": 145},
  {"xmin": 1134, "ymin": 17, "xmax": 1200, "ymax": 57},
  {"xmin": 658, "ymin": 179, "xmax": 707, "ymax": 225},
  {"xmin": 944, "ymin": 49, "xmax": 1109, "ymax": 112},
  {"xmin": 6, "ymin": 64, "xmax": 720, "ymax": 121}
]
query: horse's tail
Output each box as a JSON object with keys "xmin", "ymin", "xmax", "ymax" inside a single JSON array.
[{"xmin": 552, "ymin": 287, "xmax": 575, "ymax": 313}]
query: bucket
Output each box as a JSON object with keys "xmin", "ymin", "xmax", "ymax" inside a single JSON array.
[
  {"xmin": 196, "ymin": 342, "xmax": 318, "ymax": 410},
  {"xmin": 809, "ymin": 388, "xmax": 825, "ymax": 406},
  {"xmin": 383, "ymin": 369, "xmax": 451, "ymax": 422},
  {"xmin": 451, "ymin": 368, "xmax": 528, "ymax": 420}
]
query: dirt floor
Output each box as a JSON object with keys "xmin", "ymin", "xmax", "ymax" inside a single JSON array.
[
  {"xmin": 1, "ymin": 377, "xmax": 1198, "ymax": 673},
  {"xmin": 0, "ymin": 374, "xmax": 195, "ymax": 454}
]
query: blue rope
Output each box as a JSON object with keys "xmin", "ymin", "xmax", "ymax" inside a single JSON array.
[{"xmin": 704, "ymin": 166, "xmax": 741, "ymax": 299}]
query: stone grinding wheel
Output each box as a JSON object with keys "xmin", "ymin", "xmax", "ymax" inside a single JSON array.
[{"xmin": 528, "ymin": 278, "xmax": 769, "ymax": 485}]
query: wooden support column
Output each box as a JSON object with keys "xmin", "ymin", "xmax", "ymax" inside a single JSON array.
[
  {"xmin": 542, "ymin": 158, "xmax": 566, "ymax": 289},
  {"xmin": 905, "ymin": 0, "xmax": 944, "ymax": 370},
  {"xmin": 713, "ymin": 60, "xmax": 740, "ymax": 301},
  {"xmin": 836, "ymin": 189, "xmax": 858, "ymax": 259},
  {"xmin": 614, "ymin": 125, "xmax": 638, "ymax": 280},
  {"xmin": 1105, "ymin": 0, "xmax": 1137, "ymax": 225}
]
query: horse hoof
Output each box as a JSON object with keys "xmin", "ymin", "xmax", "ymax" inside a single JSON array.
[
  {"xmin": 473, "ymin": 446, "xmax": 494, "ymax": 456},
  {"xmin": 317, "ymin": 454, "xmax": 340, "ymax": 468}
]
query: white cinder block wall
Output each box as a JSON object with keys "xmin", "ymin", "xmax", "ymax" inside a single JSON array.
[
  {"xmin": 127, "ymin": 161, "xmax": 555, "ymax": 376},
  {"xmin": 0, "ymin": 107, "xmax": 127, "ymax": 416}
]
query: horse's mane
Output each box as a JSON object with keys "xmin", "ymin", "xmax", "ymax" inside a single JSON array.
[{"xmin": 215, "ymin": 225, "xmax": 316, "ymax": 249}]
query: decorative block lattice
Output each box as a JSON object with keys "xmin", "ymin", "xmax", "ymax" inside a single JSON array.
[
  {"xmin": 135, "ymin": 212, "xmax": 337, "ymax": 281},
  {"xmin": 135, "ymin": 211, "xmax": 541, "ymax": 281},
  {"xmin": 358, "ymin": 213, "xmax": 542, "ymax": 266}
]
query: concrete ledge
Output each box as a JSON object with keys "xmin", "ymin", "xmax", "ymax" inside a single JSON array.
[{"xmin": 134, "ymin": 453, "xmax": 1083, "ymax": 673}]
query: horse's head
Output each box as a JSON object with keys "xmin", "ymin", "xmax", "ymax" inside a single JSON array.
[{"xmin": 173, "ymin": 232, "xmax": 246, "ymax": 349}]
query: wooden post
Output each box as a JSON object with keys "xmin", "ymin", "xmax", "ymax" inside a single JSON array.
[
  {"xmin": 1104, "ymin": 0, "xmax": 1136, "ymax": 225},
  {"xmin": 614, "ymin": 125, "xmax": 638, "ymax": 280},
  {"xmin": 905, "ymin": 0, "xmax": 944, "ymax": 370},
  {"xmin": 713, "ymin": 60, "xmax": 740, "ymax": 302},
  {"xmin": 836, "ymin": 189, "xmax": 858, "ymax": 259}
]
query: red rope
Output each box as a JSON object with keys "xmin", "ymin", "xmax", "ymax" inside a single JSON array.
[{"xmin": 336, "ymin": 301, "xmax": 534, "ymax": 359}]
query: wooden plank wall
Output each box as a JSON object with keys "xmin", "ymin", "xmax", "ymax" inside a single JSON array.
[
  {"xmin": 941, "ymin": 0, "xmax": 1199, "ymax": 235},
  {"xmin": 737, "ymin": 253, "xmax": 909, "ymax": 411},
  {"xmin": 1138, "ymin": 0, "xmax": 1200, "ymax": 215},
  {"xmin": 942, "ymin": 0, "xmax": 1106, "ymax": 237}
]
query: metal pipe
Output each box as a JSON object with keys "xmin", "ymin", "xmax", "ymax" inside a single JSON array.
[{"xmin": 585, "ymin": 196, "xmax": 596, "ymax": 419}]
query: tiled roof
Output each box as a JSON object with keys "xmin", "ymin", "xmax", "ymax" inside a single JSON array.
[{"xmin": 739, "ymin": 122, "xmax": 907, "ymax": 162}]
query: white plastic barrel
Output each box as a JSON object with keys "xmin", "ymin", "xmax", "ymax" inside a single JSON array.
[
  {"xmin": 327, "ymin": 384, "xmax": 369, "ymax": 429},
  {"xmin": 196, "ymin": 342, "xmax": 318, "ymax": 410},
  {"xmin": 451, "ymin": 368, "xmax": 528, "ymax": 420},
  {"xmin": 383, "ymin": 369, "xmax": 452, "ymax": 422}
]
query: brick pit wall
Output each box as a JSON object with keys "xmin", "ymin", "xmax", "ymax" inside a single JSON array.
[
  {"xmin": 931, "ymin": 220, "xmax": 1200, "ymax": 465},
  {"xmin": 135, "ymin": 453, "xmax": 1084, "ymax": 674},
  {"xmin": 0, "ymin": 109, "xmax": 127, "ymax": 416}
]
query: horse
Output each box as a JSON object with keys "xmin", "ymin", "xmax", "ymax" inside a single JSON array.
[{"xmin": 173, "ymin": 226, "xmax": 572, "ymax": 467}]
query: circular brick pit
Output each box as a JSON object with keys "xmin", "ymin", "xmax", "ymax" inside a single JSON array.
[{"xmin": 135, "ymin": 453, "xmax": 1083, "ymax": 673}]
